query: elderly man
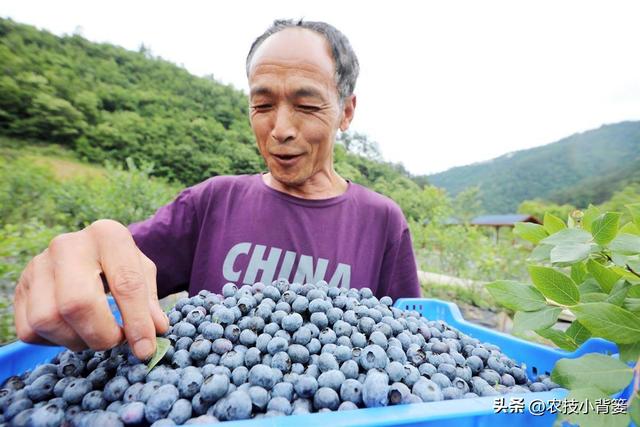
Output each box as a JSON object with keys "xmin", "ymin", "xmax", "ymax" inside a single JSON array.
[{"xmin": 13, "ymin": 19, "xmax": 421, "ymax": 361}]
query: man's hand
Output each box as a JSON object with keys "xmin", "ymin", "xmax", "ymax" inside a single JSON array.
[{"xmin": 13, "ymin": 219, "xmax": 169, "ymax": 360}]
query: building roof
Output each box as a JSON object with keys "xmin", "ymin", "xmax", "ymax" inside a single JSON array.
[
  {"xmin": 433, "ymin": 214, "xmax": 541, "ymax": 226},
  {"xmin": 470, "ymin": 214, "xmax": 541, "ymax": 226}
]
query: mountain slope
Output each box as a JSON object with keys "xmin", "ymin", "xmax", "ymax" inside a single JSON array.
[
  {"xmin": 428, "ymin": 121, "xmax": 640, "ymax": 213},
  {"xmin": 0, "ymin": 17, "xmax": 422, "ymax": 197}
]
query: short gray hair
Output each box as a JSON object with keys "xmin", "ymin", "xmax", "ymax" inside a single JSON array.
[{"xmin": 246, "ymin": 19, "xmax": 360, "ymax": 103}]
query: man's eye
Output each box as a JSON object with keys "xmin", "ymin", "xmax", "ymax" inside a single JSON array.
[
  {"xmin": 252, "ymin": 104, "xmax": 272, "ymax": 111},
  {"xmin": 298, "ymin": 105, "xmax": 320, "ymax": 112}
]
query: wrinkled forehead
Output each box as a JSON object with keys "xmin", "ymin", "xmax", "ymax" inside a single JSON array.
[{"xmin": 248, "ymin": 28, "xmax": 335, "ymax": 82}]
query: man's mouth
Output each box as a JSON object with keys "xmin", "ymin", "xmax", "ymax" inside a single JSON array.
[{"xmin": 272, "ymin": 153, "xmax": 304, "ymax": 166}]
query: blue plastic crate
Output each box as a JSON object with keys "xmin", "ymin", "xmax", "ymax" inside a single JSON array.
[{"xmin": 0, "ymin": 297, "xmax": 628, "ymax": 426}]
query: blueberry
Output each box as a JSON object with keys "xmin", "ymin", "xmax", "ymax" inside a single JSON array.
[
  {"xmin": 340, "ymin": 378, "xmax": 363, "ymax": 405},
  {"xmin": 125, "ymin": 364, "xmax": 147, "ymax": 384},
  {"xmin": 145, "ymin": 384, "xmax": 179, "ymax": 423},
  {"xmin": 266, "ymin": 336, "xmax": 288, "ymax": 355},
  {"xmin": 168, "ymin": 398, "xmax": 192, "ymax": 424},
  {"xmin": 174, "ymin": 321, "xmax": 197, "ymax": 338},
  {"xmin": 479, "ymin": 369, "xmax": 501, "ymax": 386},
  {"xmin": 200, "ymin": 373, "xmax": 229, "ymax": 403},
  {"xmin": 57, "ymin": 356, "xmax": 84, "ymax": 378},
  {"xmin": 430, "ymin": 341, "xmax": 450, "ymax": 355},
  {"xmin": 5, "ymin": 398, "xmax": 33, "ymax": 420},
  {"xmin": 81, "ymin": 390, "xmax": 107, "ymax": 410},
  {"xmin": 219, "ymin": 390, "xmax": 252, "ymax": 421},
  {"xmin": 471, "ymin": 347, "xmax": 490, "ymax": 362},
  {"xmin": 211, "ymin": 338, "xmax": 233, "ymax": 355},
  {"xmin": 310, "ymin": 312, "xmax": 329, "ymax": 329},
  {"xmin": 412, "ymin": 378, "xmax": 444, "ymax": 402},
  {"xmin": 465, "ymin": 355, "xmax": 484, "ymax": 375},
  {"xmin": 510, "ymin": 367, "xmax": 528, "ymax": 385},
  {"xmin": 202, "ymin": 323, "xmax": 224, "ymax": 341},
  {"xmin": 313, "ymin": 387, "xmax": 340, "ymax": 410},
  {"xmin": 25, "ymin": 364, "xmax": 57, "ymax": 385},
  {"xmin": 103, "ymin": 376, "xmax": 129, "ymax": 402},
  {"xmin": 267, "ymin": 396, "xmax": 292, "ymax": 415},
  {"xmin": 27, "ymin": 373, "xmax": 58, "ymax": 402},
  {"xmin": 118, "ymin": 401, "xmax": 146, "ymax": 424},
  {"xmin": 28, "ymin": 403, "xmax": 65, "ymax": 427},
  {"xmin": 178, "ymin": 366, "xmax": 204, "ymax": 399},
  {"xmin": 175, "ymin": 337, "xmax": 194, "ymax": 352},
  {"xmin": 386, "ymin": 361, "xmax": 406, "ymax": 382},
  {"xmin": 362, "ymin": 370, "xmax": 389, "ymax": 408},
  {"xmin": 529, "ymin": 382, "xmax": 548, "ymax": 392},
  {"xmin": 123, "ymin": 382, "xmax": 144, "ymax": 403},
  {"xmin": 294, "ymin": 375, "xmax": 318, "ymax": 398},
  {"xmin": 388, "ymin": 382, "xmax": 411, "ymax": 405},
  {"xmin": 271, "ymin": 382, "xmax": 294, "ymax": 401},
  {"xmin": 62, "ymin": 378, "xmax": 93, "ymax": 404},
  {"xmin": 306, "ymin": 338, "xmax": 322, "ymax": 355},
  {"xmin": 437, "ymin": 363, "xmax": 457, "ymax": 381},
  {"xmin": 317, "ymin": 353, "xmax": 339, "ymax": 372},
  {"xmin": 318, "ymin": 370, "xmax": 346, "ymax": 392},
  {"xmin": 139, "ymin": 381, "xmax": 161, "ymax": 403},
  {"xmin": 360, "ymin": 345, "xmax": 389, "ymax": 370},
  {"xmin": 430, "ymin": 372, "xmax": 452, "ymax": 389}
]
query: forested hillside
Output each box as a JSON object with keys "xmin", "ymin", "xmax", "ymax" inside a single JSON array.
[
  {"xmin": 0, "ymin": 17, "xmax": 422, "ymax": 196},
  {"xmin": 429, "ymin": 121, "xmax": 640, "ymax": 213}
]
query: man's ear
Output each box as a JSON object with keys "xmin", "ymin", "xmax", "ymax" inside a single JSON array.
[{"xmin": 339, "ymin": 95, "xmax": 356, "ymax": 132}]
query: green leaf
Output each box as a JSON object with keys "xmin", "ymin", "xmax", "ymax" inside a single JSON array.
[
  {"xmin": 582, "ymin": 204, "xmax": 601, "ymax": 232},
  {"xmin": 550, "ymin": 243, "xmax": 593, "ymax": 265},
  {"xmin": 146, "ymin": 337, "xmax": 171, "ymax": 373},
  {"xmin": 485, "ymin": 280, "xmax": 547, "ymax": 312},
  {"xmin": 580, "ymin": 292, "xmax": 609, "ymax": 303},
  {"xmin": 571, "ymin": 262, "xmax": 588, "ymax": 284},
  {"xmin": 512, "ymin": 307, "xmax": 562, "ymax": 334},
  {"xmin": 528, "ymin": 265, "xmax": 580, "ymax": 306},
  {"xmin": 551, "ymin": 353, "xmax": 633, "ymax": 393},
  {"xmin": 620, "ymin": 221, "xmax": 640, "ymax": 236},
  {"xmin": 541, "ymin": 228, "xmax": 592, "ymax": 245},
  {"xmin": 536, "ymin": 327, "xmax": 577, "ymax": 351},
  {"xmin": 629, "ymin": 285, "xmax": 640, "ymax": 297},
  {"xmin": 579, "ymin": 278, "xmax": 603, "ymax": 294},
  {"xmin": 571, "ymin": 302, "xmax": 640, "ymax": 343},
  {"xmin": 606, "ymin": 280, "xmax": 630, "ymax": 306},
  {"xmin": 609, "ymin": 233, "xmax": 640, "ymax": 255},
  {"xmin": 557, "ymin": 386, "xmax": 630, "ymax": 427},
  {"xmin": 513, "ymin": 222, "xmax": 548, "ymax": 244},
  {"xmin": 623, "ymin": 297, "xmax": 640, "ymax": 312},
  {"xmin": 543, "ymin": 212, "xmax": 566, "ymax": 234},
  {"xmin": 591, "ymin": 212, "xmax": 621, "ymax": 245},
  {"xmin": 528, "ymin": 244, "xmax": 551, "ymax": 262},
  {"xmin": 619, "ymin": 342, "xmax": 640, "ymax": 363},
  {"xmin": 631, "ymin": 392, "xmax": 640, "ymax": 427},
  {"xmin": 627, "ymin": 202, "xmax": 640, "ymax": 228},
  {"xmin": 586, "ymin": 259, "xmax": 621, "ymax": 293},
  {"xmin": 565, "ymin": 320, "xmax": 591, "ymax": 345}
]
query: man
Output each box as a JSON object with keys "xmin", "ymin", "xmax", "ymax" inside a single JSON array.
[{"xmin": 13, "ymin": 19, "xmax": 421, "ymax": 361}]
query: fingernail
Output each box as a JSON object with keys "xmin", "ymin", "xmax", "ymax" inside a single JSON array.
[
  {"xmin": 134, "ymin": 338, "xmax": 154, "ymax": 360},
  {"xmin": 163, "ymin": 313, "xmax": 170, "ymax": 329}
]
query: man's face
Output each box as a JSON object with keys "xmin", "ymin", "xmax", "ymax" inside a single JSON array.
[{"xmin": 248, "ymin": 28, "xmax": 354, "ymax": 187}]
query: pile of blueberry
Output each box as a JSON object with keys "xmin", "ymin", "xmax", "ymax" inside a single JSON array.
[{"xmin": 0, "ymin": 279, "xmax": 560, "ymax": 426}]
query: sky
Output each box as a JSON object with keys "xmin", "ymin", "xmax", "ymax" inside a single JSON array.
[{"xmin": 3, "ymin": 0, "xmax": 640, "ymax": 175}]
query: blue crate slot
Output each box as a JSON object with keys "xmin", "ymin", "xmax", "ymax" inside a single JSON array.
[{"xmin": 0, "ymin": 297, "xmax": 629, "ymax": 427}]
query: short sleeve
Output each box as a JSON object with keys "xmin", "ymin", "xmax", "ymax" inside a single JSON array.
[
  {"xmin": 378, "ymin": 226, "xmax": 422, "ymax": 302},
  {"xmin": 127, "ymin": 187, "xmax": 199, "ymax": 298}
]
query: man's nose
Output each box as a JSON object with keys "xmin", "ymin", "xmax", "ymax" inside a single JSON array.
[{"xmin": 271, "ymin": 105, "xmax": 296, "ymax": 143}]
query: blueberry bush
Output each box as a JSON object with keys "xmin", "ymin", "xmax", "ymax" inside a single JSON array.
[{"xmin": 487, "ymin": 204, "xmax": 640, "ymax": 427}]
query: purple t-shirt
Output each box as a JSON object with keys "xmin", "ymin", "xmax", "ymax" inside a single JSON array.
[{"xmin": 128, "ymin": 174, "xmax": 421, "ymax": 301}]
